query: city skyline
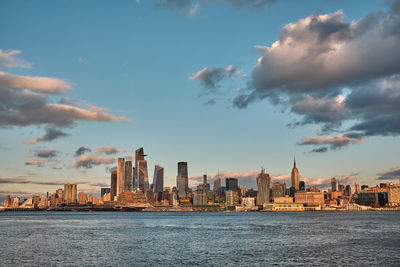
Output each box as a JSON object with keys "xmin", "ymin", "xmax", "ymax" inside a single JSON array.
[{"xmin": 1, "ymin": 0, "xmax": 400, "ymax": 200}]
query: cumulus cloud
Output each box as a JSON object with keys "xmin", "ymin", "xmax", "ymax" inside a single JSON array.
[
  {"xmin": 24, "ymin": 127, "xmax": 70, "ymax": 144},
  {"xmin": 72, "ymin": 153, "xmax": 115, "ymax": 169},
  {"xmin": 155, "ymin": 0, "xmax": 275, "ymax": 15},
  {"xmin": 24, "ymin": 160, "xmax": 46, "ymax": 167},
  {"xmin": 96, "ymin": 146, "xmax": 119, "ymax": 155},
  {"xmin": 75, "ymin": 146, "xmax": 92, "ymax": 157},
  {"xmin": 377, "ymin": 166, "xmax": 400, "ymax": 180},
  {"xmin": 0, "ymin": 177, "xmax": 108, "ymax": 187},
  {"xmin": 34, "ymin": 149, "xmax": 59, "ymax": 158},
  {"xmin": 226, "ymin": 2, "xmax": 400, "ymax": 151},
  {"xmin": 298, "ymin": 133, "xmax": 365, "ymax": 151},
  {"xmin": 0, "ymin": 71, "xmax": 71, "ymax": 94},
  {"xmin": 0, "ymin": 49, "xmax": 31, "ymax": 69},
  {"xmin": 189, "ymin": 65, "xmax": 239, "ymax": 90},
  {"xmin": 0, "ymin": 51, "xmax": 129, "ymax": 146}
]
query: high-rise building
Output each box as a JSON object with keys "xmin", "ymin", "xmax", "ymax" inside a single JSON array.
[
  {"xmin": 101, "ymin": 188, "xmax": 110, "ymax": 198},
  {"xmin": 125, "ymin": 161, "xmax": 133, "ymax": 191},
  {"xmin": 134, "ymin": 147, "xmax": 149, "ymax": 191},
  {"xmin": 177, "ymin": 162, "xmax": 188, "ymax": 198},
  {"xmin": 203, "ymin": 174, "xmax": 207, "ymax": 185},
  {"xmin": 78, "ymin": 192, "xmax": 87, "ymax": 205},
  {"xmin": 256, "ymin": 169, "xmax": 271, "ymax": 205},
  {"xmin": 226, "ymin": 190, "xmax": 239, "ymax": 207},
  {"xmin": 225, "ymin": 178, "xmax": 239, "ymax": 192},
  {"xmin": 138, "ymin": 160, "xmax": 149, "ymax": 191},
  {"xmin": 299, "ymin": 181, "xmax": 305, "ymax": 191},
  {"xmin": 111, "ymin": 171, "xmax": 117, "ymax": 201},
  {"xmin": 117, "ymin": 158, "xmax": 125, "ymax": 196},
  {"xmin": 272, "ymin": 182, "xmax": 285, "ymax": 199},
  {"xmin": 291, "ymin": 158, "xmax": 300, "ymax": 191},
  {"xmin": 64, "ymin": 183, "xmax": 77, "ymax": 204},
  {"xmin": 331, "ymin": 178, "xmax": 337, "ymax": 192},
  {"xmin": 153, "ymin": 165, "xmax": 164, "ymax": 202},
  {"xmin": 213, "ymin": 175, "xmax": 221, "ymax": 196}
]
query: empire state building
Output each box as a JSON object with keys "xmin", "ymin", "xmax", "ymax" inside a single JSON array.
[{"xmin": 291, "ymin": 159, "xmax": 300, "ymax": 191}]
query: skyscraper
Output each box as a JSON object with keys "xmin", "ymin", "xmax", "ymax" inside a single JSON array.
[
  {"xmin": 256, "ymin": 169, "xmax": 271, "ymax": 205},
  {"xmin": 134, "ymin": 147, "xmax": 149, "ymax": 191},
  {"xmin": 64, "ymin": 183, "xmax": 77, "ymax": 204},
  {"xmin": 117, "ymin": 158, "xmax": 125, "ymax": 196},
  {"xmin": 299, "ymin": 181, "xmax": 305, "ymax": 191},
  {"xmin": 125, "ymin": 161, "xmax": 133, "ymax": 191},
  {"xmin": 153, "ymin": 165, "xmax": 164, "ymax": 202},
  {"xmin": 331, "ymin": 177, "xmax": 337, "ymax": 192},
  {"xmin": 225, "ymin": 178, "xmax": 239, "ymax": 192},
  {"xmin": 177, "ymin": 162, "xmax": 188, "ymax": 198},
  {"xmin": 203, "ymin": 174, "xmax": 207, "ymax": 185},
  {"xmin": 213, "ymin": 175, "xmax": 221, "ymax": 196},
  {"xmin": 291, "ymin": 158, "xmax": 300, "ymax": 191},
  {"xmin": 110, "ymin": 170, "xmax": 117, "ymax": 201}
]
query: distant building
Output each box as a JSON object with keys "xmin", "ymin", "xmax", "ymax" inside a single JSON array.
[
  {"xmin": 64, "ymin": 183, "xmax": 77, "ymax": 205},
  {"xmin": 213, "ymin": 175, "xmax": 221, "ymax": 196},
  {"xmin": 356, "ymin": 192, "xmax": 388, "ymax": 207},
  {"xmin": 125, "ymin": 161, "xmax": 133, "ymax": 191},
  {"xmin": 78, "ymin": 192, "xmax": 87, "ymax": 205},
  {"xmin": 256, "ymin": 169, "xmax": 271, "ymax": 205},
  {"xmin": 241, "ymin": 197, "xmax": 255, "ymax": 207},
  {"xmin": 225, "ymin": 178, "xmax": 239, "ymax": 192},
  {"xmin": 295, "ymin": 192, "xmax": 324, "ymax": 206},
  {"xmin": 153, "ymin": 165, "xmax": 164, "ymax": 202},
  {"xmin": 177, "ymin": 162, "xmax": 188, "ymax": 198},
  {"xmin": 170, "ymin": 187, "xmax": 179, "ymax": 206},
  {"xmin": 226, "ymin": 190, "xmax": 239, "ymax": 207},
  {"xmin": 291, "ymin": 158, "xmax": 300, "ymax": 191},
  {"xmin": 388, "ymin": 184, "xmax": 400, "ymax": 206},
  {"xmin": 299, "ymin": 181, "xmax": 305, "ymax": 191},
  {"xmin": 135, "ymin": 147, "xmax": 149, "ymax": 191},
  {"xmin": 101, "ymin": 188, "xmax": 110, "ymax": 198},
  {"xmin": 117, "ymin": 158, "xmax": 125, "ymax": 196},
  {"xmin": 110, "ymin": 171, "xmax": 117, "ymax": 201},
  {"xmin": 193, "ymin": 190, "xmax": 208, "ymax": 206},
  {"xmin": 274, "ymin": 197, "xmax": 293, "ymax": 203},
  {"xmin": 331, "ymin": 178, "xmax": 337, "ymax": 192},
  {"xmin": 272, "ymin": 182, "xmax": 285, "ymax": 199}
]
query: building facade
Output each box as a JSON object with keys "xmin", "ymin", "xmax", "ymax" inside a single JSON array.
[
  {"xmin": 64, "ymin": 183, "xmax": 77, "ymax": 205},
  {"xmin": 117, "ymin": 158, "xmax": 125, "ymax": 196},
  {"xmin": 125, "ymin": 161, "xmax": 133, "ymax": 191},
  {"xmin": 153, "ymin": 165, "xmax": 164, "ymax": 202},
  {"xmin": 291, "ymin": 159, "xmax": 300, "ymax": 191},
  {"xmin": 177, "ymin": 162, "xmax": 188, "ymax": 198},
  {"xmin": 256, "ymin": 169, "xmax": 271, "ymax": 205},
  {"xmin": 110, "ymin": 171, "xmax": 117, "ymax": 201}
]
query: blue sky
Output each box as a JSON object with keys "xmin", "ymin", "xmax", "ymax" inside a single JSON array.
[{"xmin": 1, "ymin": 0, "xmax": 400, "ymax": 198}]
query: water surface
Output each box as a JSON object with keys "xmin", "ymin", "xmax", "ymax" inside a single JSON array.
[{"xmin": 1, "ymin": 211, "xmax": 399, "ymax": 266}]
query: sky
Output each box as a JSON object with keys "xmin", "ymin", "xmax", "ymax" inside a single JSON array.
[{"xmin": 1, "ymin": 0, "xmax": 400, "ymax": 199}]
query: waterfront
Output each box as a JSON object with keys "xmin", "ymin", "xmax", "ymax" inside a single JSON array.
[{"xmin": 1, "ymin": 212, "xmax": 400, "ymax": 266}]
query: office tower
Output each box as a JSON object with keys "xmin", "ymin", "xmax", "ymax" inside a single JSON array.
[
  {"xmin": 241, "ymin": 185, "xmax": 247, "ymax": 197},
  {"xmin": 171, "ymin": 187, "xmax": 179, "ymax": 206},
  {"xmin": 291, "ymin": 158, "xmax": 300, "ymax": 191},
  {"xmin": 138, "ymin": 160, "xmax": 149, "ymax": 191},
  {"xmin": 111, "ymin": 171, "xmax": 117, "ymax": 201},
  {"xmin": 56, "ymin": 189, "xmax": 64, "ymax": 201},
  {"xmin": 134, "ymin": 147, "xmax": 145, "ymax": 188},
  {"xmin": 203, "ymin": 174, "xmax": 207, "ymax": 185},
  {"xmin": 272, "ymin": 182, "xmax": 285, "ymax": 199},
  {"xmin": 117, "ymin": 158, "xmax": 125, "ymax": 196},
  {"xmin": 125, "ymin": 161, "xmax": 133, "ymax": 191},
  {"xmin": 331, "ymin": 177, "xmax": 337, "ymax": 192},
  {"xmin": 213, "ymin": 175, "xmax": 221, "ymax": 196},
  {"xmin": 78, "ymin": 192, "xmax": 87, "ymax": 205},
  {"xmin": 101, "ymin": 188, "xmax": 110, "ymax": 197},
  {"xmin": 256, "ymin": 169, "xmax": 271, "ymax": 205},
  {"xmin": 64, "ymin": 183, "xmax": 77, "ymax": 204},
  {"xmin": 338, "ymin": 184, "xmax": 345, "ymax": 195},
  {"xmin": 134, "ymin": 147, "xmax": 149, "ymax": 191},
  {"xmin": 345, "ymin": 185, "xmax": 352, "ymax": 197},
  {"xmin": 226, "ymin": 190, "xmax": 239, "ymax": 207},
  {"xmin": 177, "ymin": 162, "xmax": 188, "ymax": 198},
  {"xmin": 153, "ymin": 165, "xmax": 164, "ymax": 202},
  {"xmin": 355, "ymin": 183, "xmax": 360, "ymax": 194},
  {"xmin": 225, "ymin": 178, "xmax": 239, "ymax": 192},
  {"xmin": 299, "ymin": 181, "xmax": 305, "ymax": 191}
]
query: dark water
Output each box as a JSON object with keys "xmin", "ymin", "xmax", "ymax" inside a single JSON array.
[{"xmin": 0, "ymin": 211, "xmax": 399, "ymax": 266}]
